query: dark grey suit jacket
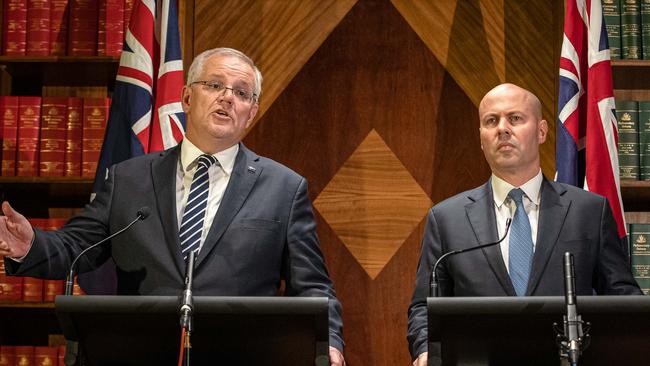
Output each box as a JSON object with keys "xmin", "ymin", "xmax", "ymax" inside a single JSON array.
[
  {"xmin": 7, "ymin": 143, "xmax": 344, "ymax": 350},
  {"xmin": 407, "ymin": 177, "xmax": 641, "ymax": 359}
]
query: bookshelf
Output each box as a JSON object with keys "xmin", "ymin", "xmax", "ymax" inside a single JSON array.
[{"xmin": 0, "ymin": 302, "xmax": 60, "ymax": 345}]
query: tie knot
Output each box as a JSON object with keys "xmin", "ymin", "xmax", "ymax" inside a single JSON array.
[
  {"xmin": 508, "ymin": 188, "xmax": 525, "ymax": 206},
  {"xmin": 197, "ymin": 154, "xmax": 218, "ymax": 170}
]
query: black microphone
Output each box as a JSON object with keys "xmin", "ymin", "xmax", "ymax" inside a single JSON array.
[
  {"xmin": 430, "ymin": 218, "xmax": 511, "ymax": 297},
  {"xmin": 179, "ymin": 250, "xmax": 196, "ymax": 330},
  {"xmin": 63, "ymin": 207, "xmax": 150, "ymax": 296},
  {"xmin": 563, "ymin": 251, "xmax": 581, "ymax": 364}
]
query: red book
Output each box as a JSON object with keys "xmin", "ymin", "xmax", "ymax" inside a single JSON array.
[
  {"xmin": 1, "ymin": 96, "xmax": 19, "ymax": 176},
  {"xmin": 2, "ymin": 0, "xmax": 27, "ymax": 55},
  {"xmin": 124, "ymin": 0, "xmax": 134, "ymax": 37},
  {"xmin": 17, "ymin": 96, "xmax": 42, "ymax": 176},
  {"xmin": 97, "ymin": 0, "xmax": 105, "ymax": 55},
  {"xmin": 14, "ymin": 346, "xmax": 34, "ymax": 366},
  {"xmin": 39, "ymin": 97, "xmax": 67, "ymax": 176},
  {"xmin": 34, "ymin": 347, "xmax": 57, "ymax": 366},
  {"xmin": 67, "ymin": 0, "xmax": 98, "ymax": 56},
  {"xmin": 104, "ymin": 0, "xmax": 124, "ymax": 56},
  {"xmin": 0, "ymin": 257, "xmax": 23, "ymax": 301},
  {"xmin": 0, "ymin": 345, "xmax": 16, "ymax": 366},
  {"xmin": 81, "ymin": 97, "xmax": 109, "ymax": 177},
  {"xmin": 49, "ymin": 0, "xmax": 68, "ymax": 55},
  {"xmin": 26, "ymin": 0, "xmax": 50, "ymax": 56},
  {"xmin": 43, "ymin": 280, "xmax": 64, "ymax": 301},
  {"xmin": 64, "ymin": 97, "xmax": 82, "ymax": 176},
  {"xmin": 46, "ymin": 218, "xmax": 67, "ymax": 229},
  {"xmin": 56, "ymin": 345, "xmax": 65, "ymax": 366},
  {"xmin": 22, "ymin": 277, "xmax": 44, "ymax": 302}
]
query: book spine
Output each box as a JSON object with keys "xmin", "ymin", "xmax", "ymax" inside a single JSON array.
[
  {"xmin": 57, "ymin": 345, "xmax": 65, "ymax": 366},
  {"xmin": 622, "ymin": 0, "xmax": 643, "ymax": 59},
  {"xmin": 67, "ymin": 0, "xmax": 98, "ymax": 56},
  {"xmin": 604, "ymin": 0, "xmax": 622, "ymax": 59},
  {"xmin": 123, "ymin": 0, "xmax": 134, "ymax": 38},
  {"xmin": 638, "ymin": 101, "xmax": 650, "ymax": 179},
  {"xmin": 49, "ymin": 0, "xmax": 69, "ymax": 56},
  {"xmin": 39, "ymin": 97, "xmax": 67, "ymax": 176},
  {"xmin": 34, "ymin": 346, "xmax": 58, "ymax": 366},
  {"xmin": 43, "ymin": 279, "xmax": 64, "ymax": 301},
  {"xmin": 0, "ymin": 257, "xmax": 23, "ymax": 301},
  {"xmin": 16, "ymin": 96, "xmax": 42, "ymax": 177},
  {"xmin": 0, "ymin": 345, "xmax": 16, "ymax": 366},
  {"xmin": 105, "ymin": 0, "xmax": 124, "ymax": 56},
  {"xmin": 2, "ymin": 0, "xmax": 27, "ymax": 55},
  {"xmin": 64, "ymin": 97, "xmax": 83, "ymax": 176},
  {"xmin": 1, "ymin": 96, "xmax": 19, "ymax": 176},
  {"xmin": 81, "ymin": 97, "xmax": 109, "ymax": 178},
  {"xmin": 26, "ymin": 0, "xmax": 50, "ymax": 56},
  {"xmin": 14, "ymin": 346, "xmax": 34, "ymax": 366},
  {"xmin": 22, "ymin": 277, "xmax": 44, "ymax": 302},
  {"xmin": 630, "ymin": 223, "xmax": 650, "ymax": 294},
  {"xmin": 616, "ymin": 100, "xmax": 640, "ymax": 179}
]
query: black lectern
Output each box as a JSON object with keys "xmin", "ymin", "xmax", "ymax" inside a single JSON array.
[
  {"xmin": 428, "ymin": 296, "xmax": 650, "ymax": 366},
  {"xmin": 55, "ymin": 296, "xmax": 330, "ymax": 366}
]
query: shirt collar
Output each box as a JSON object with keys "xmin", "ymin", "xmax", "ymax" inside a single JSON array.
[
  {"xmin": 490, "ymin": 169, "xmax": 543, "ymax": 208},
  {"xmin": 180, "ymin": 139, "xmax": 239, "ymax": 176}
]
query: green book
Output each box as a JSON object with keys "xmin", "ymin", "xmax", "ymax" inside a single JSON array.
[
  {"xmin": 642, "ymin": 0, "xmax": 650, "ymax": 58},
  {"xmin": 604, "ymin": 0, "xmax": 622, "ymax": 59},
  {"xmin": 622, "ymin": 0, "xmax": 643, "ymax": 59},
  {"xmin": 630, "ymin": 223, "xmax": 650, "ymax": 294},
  {"xmin": 616, "ymin": 100, "xmax": 640, "ymax": 179},
  {"xmin": 638, "ymin": 101, "xmax": 650, "ymax": 179}
]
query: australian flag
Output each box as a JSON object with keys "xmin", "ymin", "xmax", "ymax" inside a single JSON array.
[
  {"xmin": 556, "ymin": 0, "xmax": 626, "ymax": 238},
  {"xmin": 80, "ymin": 0, "xmax": 185, "ymax": 294}
]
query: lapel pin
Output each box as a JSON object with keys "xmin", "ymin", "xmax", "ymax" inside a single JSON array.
[{"xmin": 247, "ymin": 166, "xmax": 256, "ymax": 173}]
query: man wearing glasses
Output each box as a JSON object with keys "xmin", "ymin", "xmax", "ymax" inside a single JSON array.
[{"xmin": 0, "ymin": 47, "xmax": 345, "ymax": 365}]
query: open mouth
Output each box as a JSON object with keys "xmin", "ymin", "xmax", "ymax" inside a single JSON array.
[{"xmin": 215, "ymin": 110, "xmax": 230, "ymax": 118}]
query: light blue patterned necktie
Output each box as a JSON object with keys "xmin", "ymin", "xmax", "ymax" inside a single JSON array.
[
  {"xmin": 508, "ymin": 188, "xmax": 533, "ymax": 296},
  {"xmin": 179, "ymin": 154, "xmax": 218, "ymax": 260}
]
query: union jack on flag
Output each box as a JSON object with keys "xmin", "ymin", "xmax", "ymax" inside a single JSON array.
[
  {"xmin": 556, "ymin": 0, "xmax": 626, "ymax": 238},
  {"xmin": 93, "ymin": 0, "xmax": 185, "ymax": 192},
  {"xmin": 83, "ymin": 0, "xmax": 185, "ymax": 294}
]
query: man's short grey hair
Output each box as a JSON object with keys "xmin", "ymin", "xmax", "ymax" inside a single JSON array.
[{"xmin": 186, "ymin": 47, "xmax": 263, "ymax": 101}]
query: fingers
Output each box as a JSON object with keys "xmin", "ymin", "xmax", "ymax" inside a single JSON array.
[
  {"xmin": 329, "ymin": 347, "xmax": 345, "ymax": 366},
  {"xmin": 2, "ymin": 201, "xmax": 18, "ymax": 219}
]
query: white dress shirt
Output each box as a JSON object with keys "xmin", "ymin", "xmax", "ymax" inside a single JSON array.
[
  {"xmin": 491, "ymin": 170, "xmax": 543, "ymax": 272},
  {"xmin": 176, "ymin": 140, "xmax": 238, "ymax": 253}
]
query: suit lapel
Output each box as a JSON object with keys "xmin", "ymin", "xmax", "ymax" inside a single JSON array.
[
  {"xmin": 466, "ymin": 181, "xmax": 516, "ymax": 295},
  {"xmin": 150, "ymin": 146, "xmax": 185, "ymax": 274},
  {"xmin": 195, "ymin": 144, "xmax": 262, "ymax": 267},
  {"xmin": 527, "ymin": 178, "xmax": 569, "ymax": 294}
]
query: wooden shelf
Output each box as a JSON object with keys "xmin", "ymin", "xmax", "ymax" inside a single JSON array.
[
  {"xmin": 613, "ymin": 60, "xmax": 650, "ymax": 91},
  {"xmin": 0, "ymin": 302, "xmax": 55, "ymax": 309},
  {"xmin": 621, "ymin": 180, "xmax": 650, "ymax": 211},
  {"xmin": 0, "ymin": 302, "xmax": 61, "ymax": 345},
  {"xmin": 0, "ymin": 178, "xmax": 93, "ymax": 217}
]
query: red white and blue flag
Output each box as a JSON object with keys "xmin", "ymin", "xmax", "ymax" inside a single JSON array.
[
  {"xmin": 83, "ymin": 0, "xmax": 185, "ymax": 294},
  {"xmin": 93, "ymin": 0, "xmax": 185, "ymax": 191},
  {"xmin": 556, "ymin": 0, "xmax": 626, "ymax": 238}
]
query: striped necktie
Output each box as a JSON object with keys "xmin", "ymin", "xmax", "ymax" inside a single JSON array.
[
  {"xmin": 179, "ymin": 154, "xmax": 218, "ymax": 259},
  {"xmin": 508, "ymin": 188, "xmax": 533, "ymax": 296}
]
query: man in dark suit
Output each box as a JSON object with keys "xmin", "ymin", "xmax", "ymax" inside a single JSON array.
[
  {"xmin": 407, "ymin": 83, "xmax": 642, "ymax": 366},
  {"xmin": 0, "ymin": 47, "xmax": 345, "ymax": 365}
]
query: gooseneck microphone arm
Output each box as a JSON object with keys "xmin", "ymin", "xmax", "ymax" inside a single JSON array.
[
  {"xmin": 430, "ymin": 218, "xmax": 511, "ymax": 297},
  {"xmin": 178, "ymin": 250, "xmax": 196, "ymax": 366},
  {"xmin": 64, "ymin": 207, "xmax": 150, "ymax": 296}
]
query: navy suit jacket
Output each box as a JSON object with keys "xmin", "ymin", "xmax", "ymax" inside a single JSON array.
[
  {"xmin": 407, "ymin": 177, "xmax": 641, "ymax": 358},
  {"xmin": 7, "ymin": 143, "xmax": 344, "ymax": 350}
]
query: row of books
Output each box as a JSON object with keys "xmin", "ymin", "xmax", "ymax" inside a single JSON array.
[
  {"xmin": 0, "ymin": 345, "xmax": 65, "ymax": 366},
  {"xmin": 2, "ymin": 0, "xmax": 134, "ymax": 56},
  {"xmin": 628, "ymin": 222, "xmax": 650, "ymax": 294},
  {"xmin": 603, "ymin": 0, "xmax": 650, "ymax": 60},
  {"xmin": 0, "ymin": 96, "xmax": 110, "ymax": 177},
  {"xmin": 616, "ymin": 100, "xmax": 650, "ymax": 180}
]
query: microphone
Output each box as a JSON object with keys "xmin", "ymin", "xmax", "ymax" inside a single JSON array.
[
  {"xmin": 563, "ymin": 252, "xmax": 582, "ymax": 364},
  {"xmin": 179, "ymin": 250, "xmax": 196, "ymax": 330},
  {"xmin": 430, "ymin": 218, "xmax": 511, "ymax": 297},
  {"xmin": 64, "ymin": 207, "xmax": 150, "ymax": 296}
]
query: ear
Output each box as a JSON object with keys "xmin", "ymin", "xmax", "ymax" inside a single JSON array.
[
  {"xmin": 538, "ymin": 119, "xmax": 548, "ymax": 144},
  {"xmin": 181, "ymin": 85, "xmax": 191, "ymax": 113},
  {"xmin": 245, "ymin": 102, "xmax": 259, "ymax": 129}
]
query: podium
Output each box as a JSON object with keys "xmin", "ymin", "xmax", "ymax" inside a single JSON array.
[
  {"xmin": 55, "ymin": 295, "xmax": 330, "ymax": 366},
  {"xmin": 428, "ymin": 296, "xmax": 650, "ymax": 366}
]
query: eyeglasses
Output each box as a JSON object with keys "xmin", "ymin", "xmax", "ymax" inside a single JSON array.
[{"xmin": 190, "ymin": 81, "xmax": 258, "ymax": 103}]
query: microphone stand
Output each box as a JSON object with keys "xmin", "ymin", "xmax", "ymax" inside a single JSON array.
[
  {"xmin": 554, "ymin": 252, "xmax": 590, "ymax": 365},
  {"xmin": 430, "ymin": 218, "xmax": 511, "ymax": 297},
  {"xmin": 178, "ymin": 250, "xmax": 196, "ymax": 366}
]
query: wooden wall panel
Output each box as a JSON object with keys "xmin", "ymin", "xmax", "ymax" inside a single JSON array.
[{"xmin": 189, "ymin": 0, "xmax": 563, "ymax": 364}]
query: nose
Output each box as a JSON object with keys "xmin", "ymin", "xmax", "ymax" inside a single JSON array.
[
  {"xmin": 496, "ymin": 117, "xmax": 511, "ymax": 137},
  {"xmin": 217, "ymin": 87, "xmax": 235, "ymax": 104}
]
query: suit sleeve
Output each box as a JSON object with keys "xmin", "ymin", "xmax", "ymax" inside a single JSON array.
[
  {"xmin": 5, "ymin": 166, "xmax": 115, "ymax": 278},
  {"xmin": 407, "ymin": 208, "xmax": 448, "ymax": 361},
  {"xmin": 283, "ymin": 177, "xmax": 345, "ymax": 352},
  {"xmin": 595, "ymin": 197, "xmax": 643, "ymax": 295}
]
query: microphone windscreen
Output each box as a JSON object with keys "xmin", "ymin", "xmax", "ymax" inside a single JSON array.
[{"xmin": 137, "ymin": 206, "xmax": 151, "ymax": 219}]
